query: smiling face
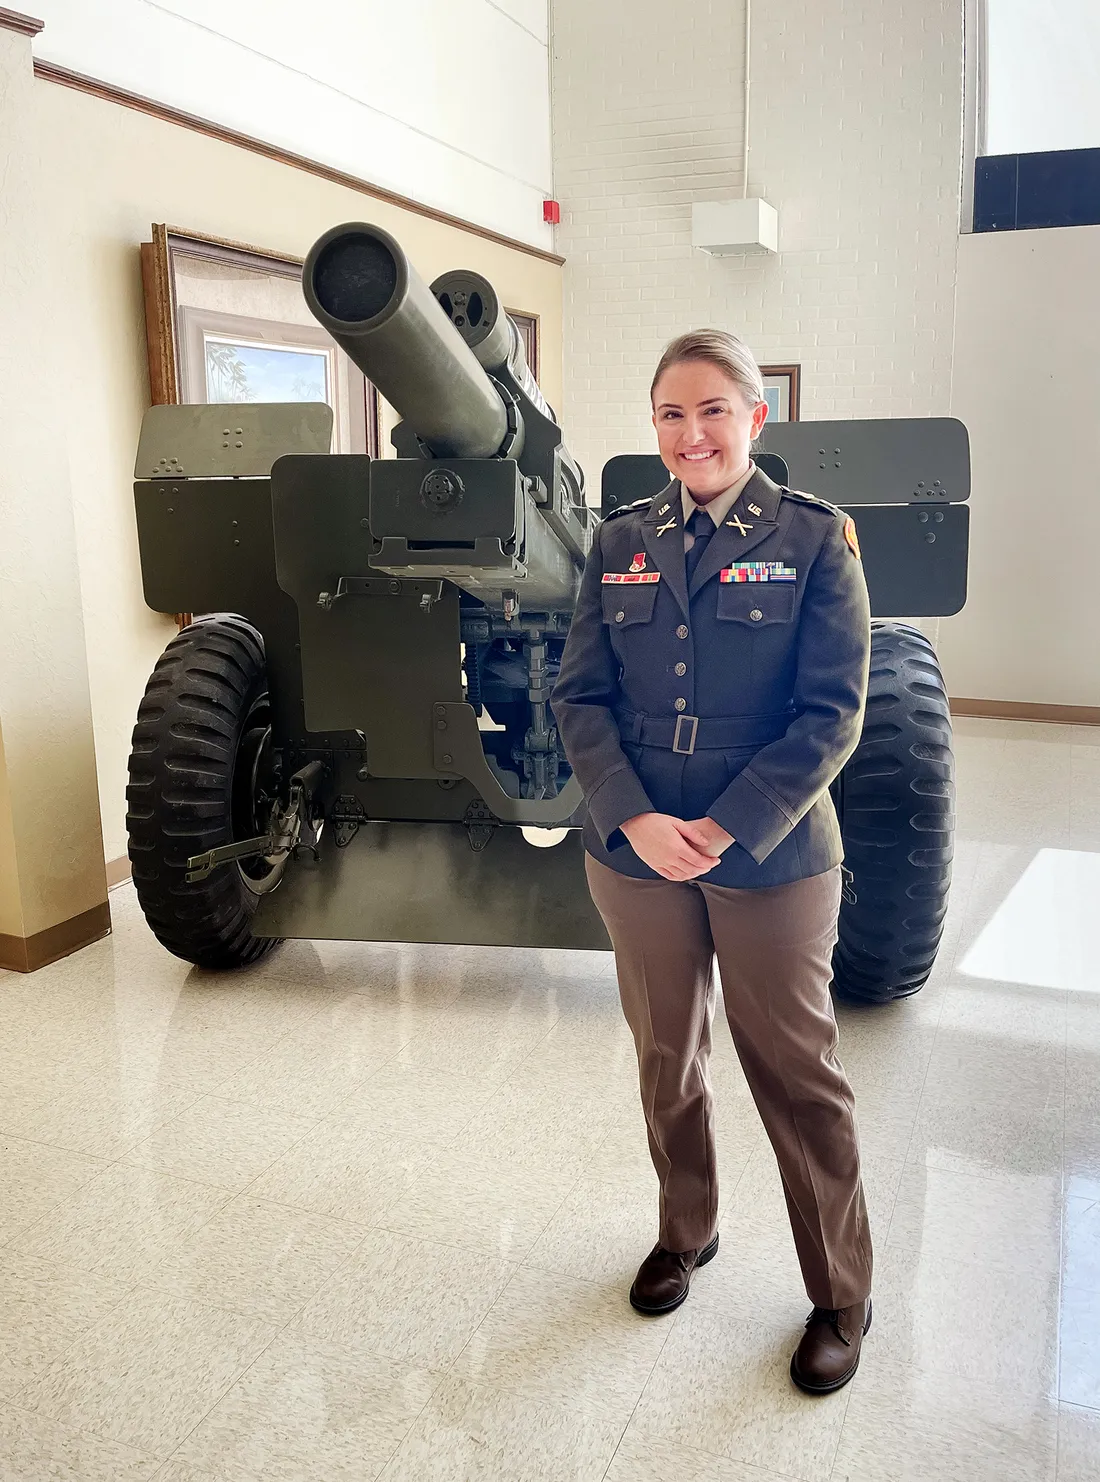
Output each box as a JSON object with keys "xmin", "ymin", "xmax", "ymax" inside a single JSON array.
[{"xmin": 651, "ymin": 358, "xmax": 769, "ymax": 502}]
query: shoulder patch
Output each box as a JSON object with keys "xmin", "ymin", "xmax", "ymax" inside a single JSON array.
[
  {"xmin": 781, "ymin": 487, "xmax": 843, "ymax": 518},
  {"xmin": 602, "ymin": 496, "xmax": 653, "ymax": 521},
  {"xmin": 843, "ymin": 515, "xmax": 861, "ymax": 559}
]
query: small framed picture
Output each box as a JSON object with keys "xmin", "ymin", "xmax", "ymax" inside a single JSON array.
[
  {"xmin": 507, "ymin": 309, "xmax": 540, "ymax": 383},
  {"xmin": 141, "ymin": 225, "xmax": 381, "ymax": 456},
  {"xmin": 759, "ymin": 364, "xmax": 801, "ymax": 423}
]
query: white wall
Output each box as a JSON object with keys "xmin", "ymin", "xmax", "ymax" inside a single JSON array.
[
  {"xmin": 31, "ymin": 0, "xmax": 553, "ymax": 249},
  {"xmin": 550, "ymin": 0, "xmax": 964, "ymax": 484},
  {"xmin": 550, "ymin": 0, "xmax": 1100, "ymax": 708},
  {"xmin": 938, "ymin": 224, "xmax": 1100, "ymax": 705},
  {"xmin": 985, "ymin": 0, "xmax": 1100, "ymax": 154}
]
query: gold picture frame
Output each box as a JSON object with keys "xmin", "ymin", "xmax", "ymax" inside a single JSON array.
[{"xmin": 140, "ymin": 225, "xmax": 381, "ymax": 456}]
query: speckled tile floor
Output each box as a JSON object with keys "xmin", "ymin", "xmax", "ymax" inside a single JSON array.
[{"xmin": 1, "ymin": 715, "xmax": 1099, "ymax": 1480}]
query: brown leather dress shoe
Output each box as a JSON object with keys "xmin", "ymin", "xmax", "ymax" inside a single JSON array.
[
  {"xmin": 790, "ymin": 1299, "xmax": 872, "ymax": 1394},
  {"xmin": 629, "ymin": 1232, "xmax": 719, "ymax": 1315}
]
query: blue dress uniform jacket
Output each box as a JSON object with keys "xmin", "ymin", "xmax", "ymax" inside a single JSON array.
[{"xmin": 551, "ymin": 467, "xmax": 871, "ymax": 888}]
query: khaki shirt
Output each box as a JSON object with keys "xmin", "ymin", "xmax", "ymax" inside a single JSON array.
[{"xmin": 681, "ymin": 460, "xmax": 758, "ymax": 548}]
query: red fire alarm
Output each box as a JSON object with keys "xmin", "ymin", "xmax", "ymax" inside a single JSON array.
[{"xmin": 543, "ymin": 199, "xmax": 561, "ymax": 225}]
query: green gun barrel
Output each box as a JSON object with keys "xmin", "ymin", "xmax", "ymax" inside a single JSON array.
[{"xmin": 302, "ymin": 222, "xmax": 509, "ymax": 459}]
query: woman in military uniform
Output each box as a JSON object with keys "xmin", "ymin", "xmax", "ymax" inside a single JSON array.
[{"xmin": 551, "ymin": 329, "xmax": 873, "ymax": 1394}]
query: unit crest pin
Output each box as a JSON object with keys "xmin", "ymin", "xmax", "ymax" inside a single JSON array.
[{"xmin": 629, "ymin": 552, "xmax": 647, "ymax": 573}]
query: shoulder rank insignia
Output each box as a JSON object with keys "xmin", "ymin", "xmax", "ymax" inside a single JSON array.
[
  {"xmin": 784, "ymin": 487, "xmax": 843, "ymax": 516},
  {"xmin": 603, "ymin": 571, "xmax": 660, "ymax": 584},
  {"xmin": 843, "ymin": 516, "xmax": 861, "ymax": 559},
  {"xmin": 603, "ymin": 496, "xmax": 652, "ymax": 521},
  {"xmin": 721, "ymin": 562, "xmax": 797, "ymax": 583}
]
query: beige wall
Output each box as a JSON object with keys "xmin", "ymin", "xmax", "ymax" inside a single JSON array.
[
  {"xmin": 32, "ymin": 0, "xmax": 555, "ymax": 249},
  {"xmin": 0, "ymin": 720, "xmax": 23, "ymax": 939},
  {"xmin": 0, "ymin": 29, "xmax": 108, "ymax": 946},
  {"xmin": 30, "ymin": 77, "xmax": 565, "ymax": 865},
  {"xmin": 939, "ymin": 224, "xmax": 1100, "ymax": 706}
]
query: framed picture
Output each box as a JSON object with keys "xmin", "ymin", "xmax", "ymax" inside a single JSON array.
[
  {"xmin": 508, "ymin": 309, "xmax": 540, "ymax": 383},
  {"xmin": 759, "ymin": 364, "xmax": 801, "ymax": 423},
  {"xmin": 141, "ymin": 225, "xmax": 380, "ymax": 456}
]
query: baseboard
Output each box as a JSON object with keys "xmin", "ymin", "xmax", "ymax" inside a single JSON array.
[
  {"xmin": 106, "ymin": 855, "xmax": 132, "ymax": 888},
  {"xmin": 950, "ymin": 697, "xmax": 1100, "ymax": 726},
  {"xmin": 0, "ymin": 901, "xmax": 112, "ymax": 974}
]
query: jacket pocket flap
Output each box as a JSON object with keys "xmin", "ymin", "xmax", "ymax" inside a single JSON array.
[
  {"xmin": 716, "ymin": 583, "xmax": 796, "ymax": 625},
  {"xmin": 602, "ymin": 584, "xmax": 659, "ymax": 627}
]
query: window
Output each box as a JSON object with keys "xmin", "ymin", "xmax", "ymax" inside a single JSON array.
[{"xmin": 970, "ymin": 1, "xmax": 1100, "ymax": 230}]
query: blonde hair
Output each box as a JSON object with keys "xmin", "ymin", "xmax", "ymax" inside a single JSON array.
[{"xmin": 650, "ymin": 328, "xmax": 765, "ymax": 410}]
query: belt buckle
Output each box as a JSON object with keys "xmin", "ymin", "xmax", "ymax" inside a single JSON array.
[{"xmin": 672, "ymin": 714, "xmax": 699, "ymax": 755}]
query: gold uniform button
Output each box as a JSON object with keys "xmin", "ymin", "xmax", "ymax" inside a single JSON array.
[
  {"xmin": 674, "ymin": 698, "xmax": 687, "ymax": 712},
  {"xmin": 749, "ymin": 608, "xmax": 763, "ymax": 622},
  {"xmin": 676, "ymin": 624, "xmax": 689, "ymax": 639},
  {"xmin": 674, "ymin": 661, "xmax": 687, "ymax": 676},
  {"xmin": 615, "ymin": 610, "xmax": 625, "ymax": 623}
]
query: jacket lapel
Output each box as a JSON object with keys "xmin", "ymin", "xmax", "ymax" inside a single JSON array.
[
  {"xmin": 688, "ymin": 468, "xmax": 783, "ymax": 597},
  {"xmin": 639, "ymin": 480, "xmax": 689, "ymax": 618}
]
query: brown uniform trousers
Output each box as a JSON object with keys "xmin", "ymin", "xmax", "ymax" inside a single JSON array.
[{"xmin": 586, "ymin": 853, "xmax": 872, "ymax": 1311}]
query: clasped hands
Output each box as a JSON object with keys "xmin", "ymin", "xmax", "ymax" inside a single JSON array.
[{"xmin": 620, "ymin": 812, "xmax": 735, "ymax": 881}]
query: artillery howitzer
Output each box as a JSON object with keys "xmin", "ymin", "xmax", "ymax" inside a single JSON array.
[{"xmin": 128, "ymin": 221, "xmax": 970, "ymax": 1002}]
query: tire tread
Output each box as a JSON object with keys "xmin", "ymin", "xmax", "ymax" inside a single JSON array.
[
  {"xmin": 833, "ymin": 623, "xmax": 955, "ymax": 1003},
  {"xmin": 125, "ymin": 615, "xmax": 283, "ymax": 970}
]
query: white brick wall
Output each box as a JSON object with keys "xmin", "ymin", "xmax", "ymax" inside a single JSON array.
[{"xmin": 550, "ymin": 0, "xmax": 965, "ymax": 487}]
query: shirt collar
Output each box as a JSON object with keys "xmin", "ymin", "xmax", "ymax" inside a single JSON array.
[{"xmin": 680, "ymin": 460, "xmax": 757, "ymax": 528}]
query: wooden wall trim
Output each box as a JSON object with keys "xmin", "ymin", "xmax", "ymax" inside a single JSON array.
[
  {"xmin": 951, "ymin": 697, "xmax": 1100, "ymax": 727},
  {"xmin": 0, "ymin": 901, "xmax": 111, "ymax": 974},
  {"xmin": 0, "ymin": 8, "xmax": 44, "ymax": 37},
  {"xmin": 32, "ymin": 61, "xmax": 565, "ymax": 268}
]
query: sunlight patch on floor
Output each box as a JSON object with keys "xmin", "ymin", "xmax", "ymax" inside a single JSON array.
[{"xmin": 960, "ymin": 847, "xmax": 1100, "ymax": 993}]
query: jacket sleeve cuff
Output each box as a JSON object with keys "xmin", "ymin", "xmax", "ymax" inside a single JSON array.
[
  {"xmin": 707, "ymin": 766, "xmax": 797, "ymax": 864},
  {"xmin": 585, "ymin": 764, "xmax": 654, "ymax": 850}
]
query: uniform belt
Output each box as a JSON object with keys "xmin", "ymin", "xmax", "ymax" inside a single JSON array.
[{"xmin": 615, "ymin": 708, "xmax": 793, "ymax": 756}]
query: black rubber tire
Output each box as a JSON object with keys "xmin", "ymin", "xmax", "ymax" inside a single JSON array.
[
  {"xmin": 831, "ymin": 621, "xmax": 955, "ymax": 1004},
  {"xmin": 126, "ymin": 614, "xmax": 284, "ymax": 969}
]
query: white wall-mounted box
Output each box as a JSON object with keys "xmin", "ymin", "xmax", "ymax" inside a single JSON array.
[{"xmin": 691, "ymin": 198, "xmax": 778, "ymax": 255}]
